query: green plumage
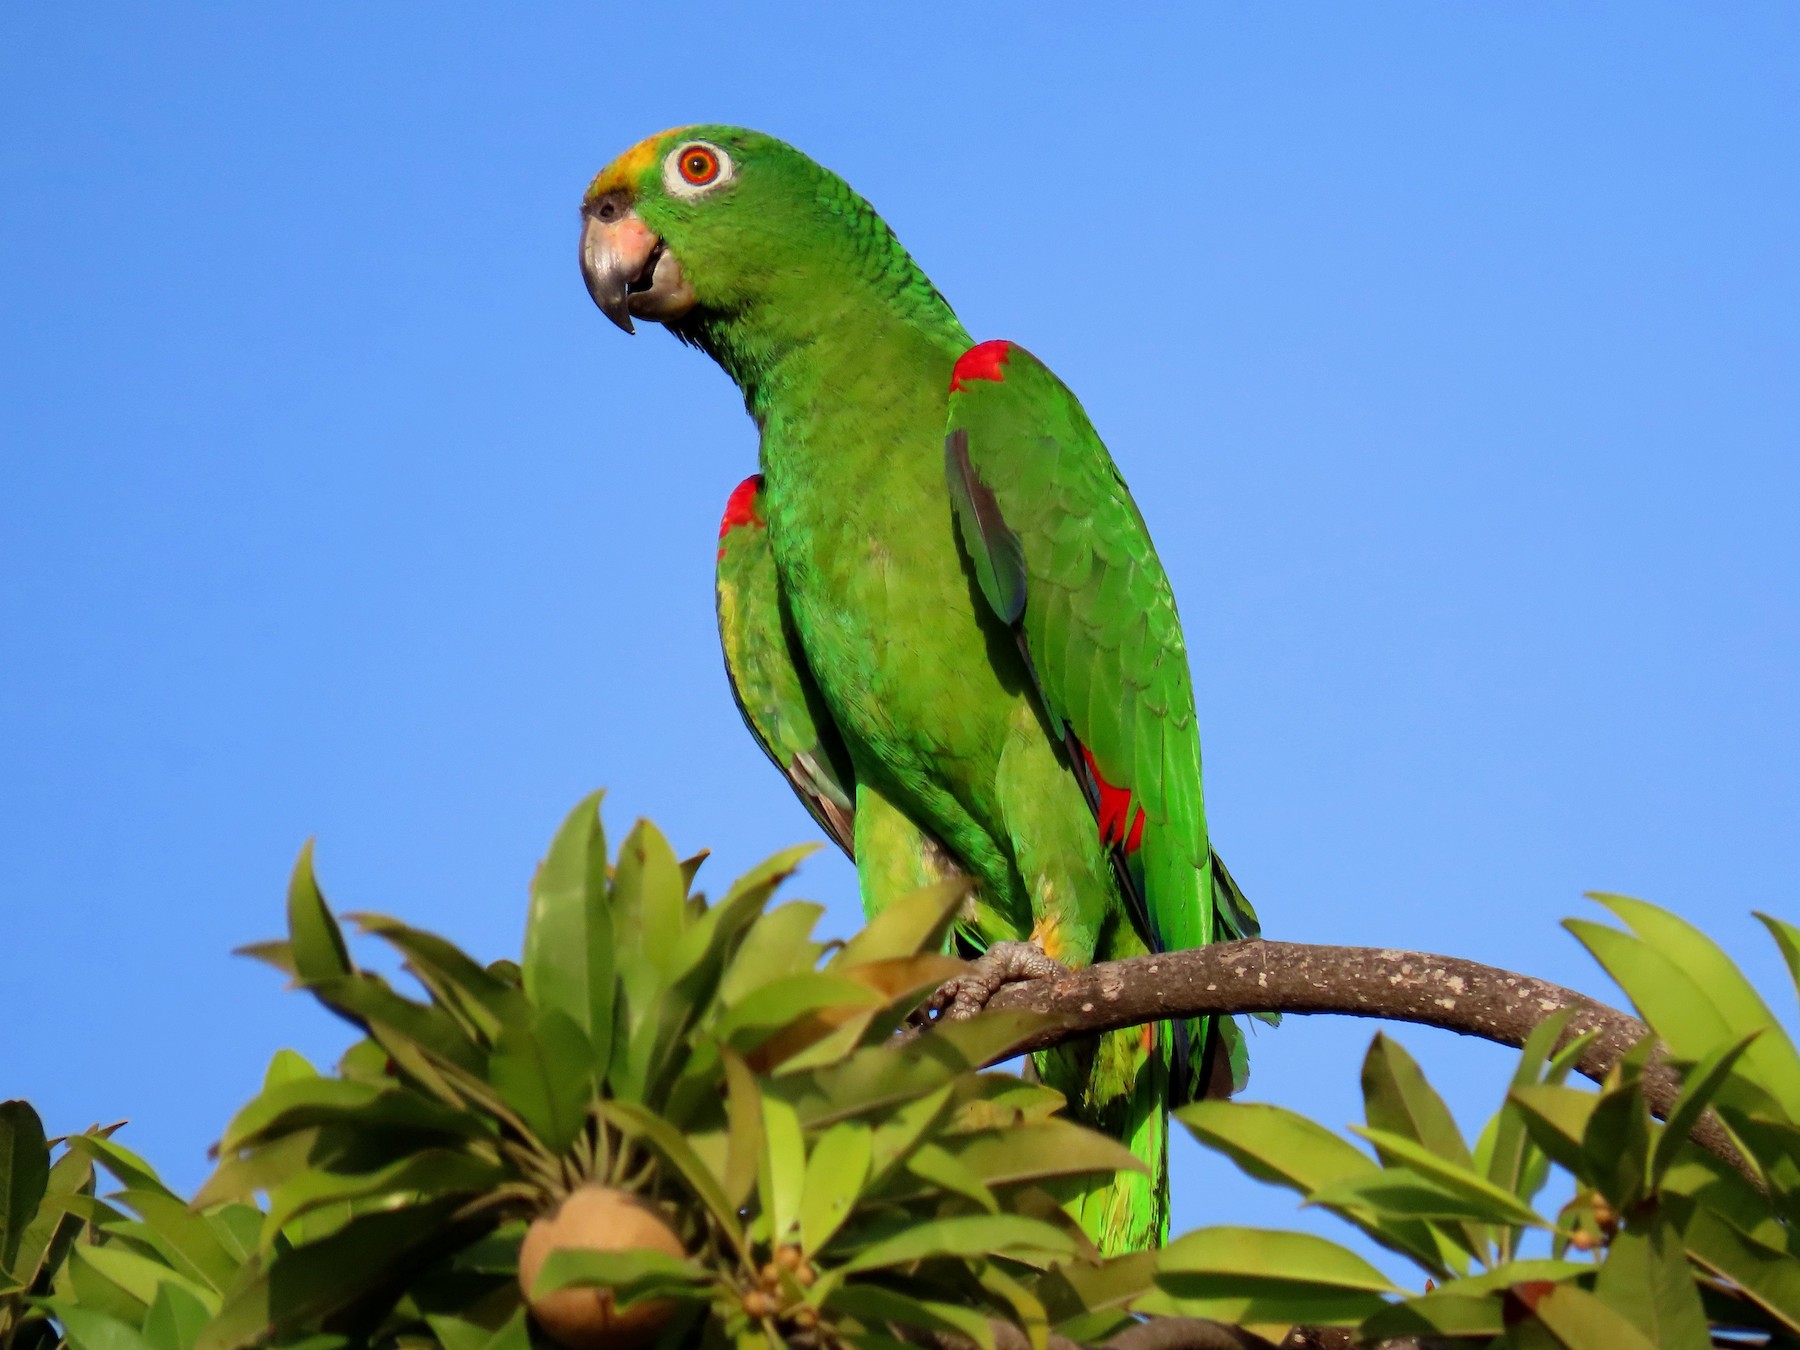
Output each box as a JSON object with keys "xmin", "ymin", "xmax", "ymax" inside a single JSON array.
[{"xmin": 590, "ymin": 125, "xmax": 1261, "ymax": 1253}]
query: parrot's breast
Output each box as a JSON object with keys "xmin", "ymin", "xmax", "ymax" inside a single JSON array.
[{"xmin": 755, "ymin": 357, "xmax": 1027, "ymax": 875}]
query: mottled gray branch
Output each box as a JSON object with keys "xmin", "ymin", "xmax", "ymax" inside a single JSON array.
[{"xmin": 940, "ymin": 938, "xmax": 1751, "ymax": 1182}]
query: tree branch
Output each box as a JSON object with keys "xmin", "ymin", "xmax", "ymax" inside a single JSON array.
[{"xmin": 939, "ymin": 938, "xmax": 1751, "ymax": 1182}]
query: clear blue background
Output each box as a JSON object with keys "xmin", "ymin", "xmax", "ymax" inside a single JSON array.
[{"xmin": 4, "ymin": 3, "xmax": 1797, "ymax": 1259}]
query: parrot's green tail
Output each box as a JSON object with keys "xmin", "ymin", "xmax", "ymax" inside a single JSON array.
[{"xmin": 1037, "ymin": 1024, "xmax": 1171, "ymax": 1256}]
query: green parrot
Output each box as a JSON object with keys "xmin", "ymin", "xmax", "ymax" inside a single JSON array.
[{"xmin": 585, "ymin": 126, "xmax": 1261, "ymax": 1253}]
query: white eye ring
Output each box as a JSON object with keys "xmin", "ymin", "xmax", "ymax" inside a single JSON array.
[{"xmin": 663, "ymin": 141, "xmax": 735, "ymax": 198}]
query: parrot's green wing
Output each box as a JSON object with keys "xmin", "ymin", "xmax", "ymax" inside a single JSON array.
[
  {"xmin": 944, "ymin": 341, "xmax": 1262, "ymax": 1098},
  {"xmin": 715, "ymin": 474, "xmax": 857, "ymax": 857}
]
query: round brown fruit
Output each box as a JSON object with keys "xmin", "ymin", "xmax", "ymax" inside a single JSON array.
[{"xmin": 518, "ymin": 1186, "xmax": 688, "ymax": 1350}]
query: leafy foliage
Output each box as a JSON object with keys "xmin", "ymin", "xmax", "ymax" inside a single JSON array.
[
  {"xmin": 0, "ymin": 1101, "xmax": 270, "ymax": 1350},
  {"xmin": 183, "ymin": 794, "xmax": 1148, "ymax": 1350},
  {"xmin": 14, "ymin": 797, "xmax": 1800, "ymax": 1349},
  {"xmin": 1151, "ymin": 896, "xmax": 1800, "ymax": 1348}
]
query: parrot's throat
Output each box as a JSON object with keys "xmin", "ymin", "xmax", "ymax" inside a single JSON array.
[{"xmin": 672, "ymin": 285, "xmax": 969, "ymax": 433}]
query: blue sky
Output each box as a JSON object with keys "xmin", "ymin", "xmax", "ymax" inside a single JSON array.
[{"xmin": 3, "ymin": 3, "xmax": 1797, "ymax": 1255}]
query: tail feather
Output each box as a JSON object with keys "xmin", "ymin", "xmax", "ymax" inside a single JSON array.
[{"xmin": 1042, "ymin": 1025, "xmax": 1171, "ymax": 1255}]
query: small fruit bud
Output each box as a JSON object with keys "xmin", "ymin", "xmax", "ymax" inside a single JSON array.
[
  {"xmin": 792, "ymin": 1307, "xmax": 819, "ymax": 1331},
  {"xmin": 1592, "ymin": 1202, "xmax": 1618, "ymax": 1231},
  {"xmin": 794, "ymin": 1263, "xmax": 817, "ymax": 1288},
  {"xmin": 776, "ymin": 1244, "xmax": 806, "ymax": 1270},
  {"xmin": 1570, "ymin": 1229, "xmax": 1597, "ymax": 1251},
  {"xmin": 742, "ymin": 1290, "xmax": 777, "ymax": 1320},
  {"xmin": 759, "ymin": 1262, "xmax": 783, "ymax": 1289}
]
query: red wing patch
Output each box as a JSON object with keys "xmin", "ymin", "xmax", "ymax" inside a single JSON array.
[
  {"xmin": 1080, "ymin": 744, "xmax": 1146, "ymax": 853},
  {"xmin": 718, "ymin": 474, "xmax": 765, "ymax": 558},
  {"xmin": 950, "ymin": 340, "xmax": 1013, "ymax": 392}
]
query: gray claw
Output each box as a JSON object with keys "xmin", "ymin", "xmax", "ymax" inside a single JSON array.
[{"xmin": 924, "ymin": 940, "xmax": 1070, "ymax": 1022}]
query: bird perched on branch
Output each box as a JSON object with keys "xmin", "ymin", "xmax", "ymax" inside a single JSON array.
[{"xmin": 581, "ymin": 126, "xmax": 1261, "ymax": 1253}]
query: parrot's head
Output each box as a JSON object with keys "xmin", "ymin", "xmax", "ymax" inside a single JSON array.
[{"xmin": 579, "ymin": 125, "xmax": 957, "ymax": 352}]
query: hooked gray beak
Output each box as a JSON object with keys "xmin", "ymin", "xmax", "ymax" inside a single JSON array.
[{"xmin": 579, "ymin": 205, "xmax": 694, "ymax": 335}]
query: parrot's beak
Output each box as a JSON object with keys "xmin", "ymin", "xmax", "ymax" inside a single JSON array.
[{"xmin": 580, "ymin": 204, "xmax": 694, "ymax": 335}]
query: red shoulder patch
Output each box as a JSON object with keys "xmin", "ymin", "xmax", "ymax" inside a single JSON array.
[
  {"xmin": 950, "ymin": 340, "xmax": 1013, "ymax": 393},
  {"xmin": 1080, "ymin": 744, "xmax": 1146, "ymax": 854},
  {"xmin": 719, "ymin": 474, "xmax": 765, "ymax": 539}
]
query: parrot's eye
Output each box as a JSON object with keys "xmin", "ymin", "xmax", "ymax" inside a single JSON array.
[
  {"xmin": 680, "ymin": 148, "xmax": 718, "ymax": 183},
  {"xmin": 663, "ymin": 141, "xmax": 735, "ymax": 199}
]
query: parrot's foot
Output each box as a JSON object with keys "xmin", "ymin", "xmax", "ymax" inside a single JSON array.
[{"xmin": 919, "ymin": 940, "xmax": 1070, "ymax": 1022}]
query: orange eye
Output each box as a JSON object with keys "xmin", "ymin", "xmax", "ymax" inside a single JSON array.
[{"xmin": 679, "ymin": 146, "xmax": 719, "ymax": 185}]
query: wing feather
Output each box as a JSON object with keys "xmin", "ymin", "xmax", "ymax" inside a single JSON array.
[
  {"xmin": 943, "ymin": 342, "xmax": 1264, "ymax": 1098},
  {"xmin": 715, "ymin": 474, "xmax": 857, "ymax": 857}
]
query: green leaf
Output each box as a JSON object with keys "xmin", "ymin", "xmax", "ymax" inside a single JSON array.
[
  {"xmin": 938, "ymin": 1120, "xmax": 1145, "ymax": 1189},
  {"xmin": 773, "ymin": 955, "xmax": 965, "ymax": 1073},
  {"xmin": 1347, "ymin": 1128, "xmax": 1544, "ymax": 1226},
  {"xmin": 195, "ymin": 1198, "xmax": 485, "ymax": 1350},
  {"xmin": 1141, "ymin": 1278, "xmax": 1391, "ymax": 1328},
  {"xmin": 306, "ymin": 972, "xmax": 486, "ymax": 1076},
  {"xmin": 1363, "ymin": 1258, "xmax": 1591, "ymax": 1339},
  {"xmin": 1580, "ymin": 1079, "xmax": 1653, "ymax": 1209},
  {"xmin": 9, "ymin": 1135, "xmax": 95, "ymax": 1292},
  {"xmin": 717, "ymin": 901, "xmax": 826, "ymax": 1007},
  {"xmin": 823, "ymin": 1284, "xmax": 995, "ymax": 1349},
  {"xmin": 798, "ymin": 1122, "xmax": 870, "ymax": 1255},
  {"xmin": 596, "ymin": 1101, "xmax": 743, "ymax": 1251},
  {"xmin": 348, "ymin": 913, "xmax": 526, "ymax": 1042},
  {"xmin": 719, "ymin": 1050, "xmax": 764, "ymax": 1210},
  {"xmin": 1754, "ymin": 911, "xmax": 1800, "ymax": 1016},
  {"xmin": 1177, "ymin": 1099, "xmax": 1377, "ymax": 1195},
  {"xmin": 260, "ymin": 1148, "xmax": 505, "ymax": 1241},
  {"xmin": 1361, "ymin": 1291, "xmax": 1505, "ymax": 1340},
  {"xmin": 866, "ymin": 1084, "xmax": 953, "ymax": 1186},
  {"xmin": 62, "ymin": 1136, "xmax": 173, "ymax": 1199},
  {"xmin": 611, "ymin": 819, "xmax": 689, "ymax": 976},
  {"xmin": 286, "ymin": 840, "xmax": 352, "ymax": 983},
  {"xmin": 529, "ymin": 1248, "xmax": 710, "ymax": 1307},
  {"xmin": 1481, "ymin": 1008, "xmax": 1577, "ymax": 1189},
  {"xmin": 113, "ymin": 1190, "xmax": 239, "ymax": 1293},
  {"xmin": 1592, "ymin": 895, "xmax": 1800, "ymax": 1115},
  {"xmin": 141, "ymin": 1282, "xmax": 214, "ymax": 1350},
  {"xmin": 1510, "ymin": 1083, "xmax": 1599, "ymax": 1177},
  {"xmin": 1563, "ymin": 920, "xmax": 1732, "ymax": 1063},
  {"xmin": 260, "ymin": 1049, "xmax": 318, "ymax": 1090},
  {"xmin": 712, "ymin": 844, "xmax": 817, "ymax": 919},
  {"xmin": 713, "ymin": 973, "xmax": 886, "ymax": 1053},
  {"xmin": 217, "ymin": 1076, "xmax": 484, "ymax": 1154},
  {"xmin": 1159, "ymin": 1225, "xmax": 1403, "ymax": 1292},
  {"xmin": 1653, "ymin": 1029, "xmax": 1761, "ymax": 1184},
  {"xmin": 838, "ymin": 1213, "xmax": 1076, "ymax": 1273},
  {"xmin": 831, "ymin": 879, "xmax": 970, "ymax": 969},
  {"xmin": 1361, "ymin": 1032, "xmax": 1472, "ymax": 1167},
  {"xmin": 74, "ymin": 1244, "xmax": 217, "ymax": 1314},
  {"xmin": 904, "ymin": 1143, "xmax": 998, "ymax": 1213},
  {"xmin": 36, "ymin": 1302, "xmax": 154, "ymax": 1350},
  {"xmin": 487, "ymin": 1008, "xmax": 594, "ymax": 1154},
  {"xmin": 1308, "ymin": 1166, "xmax": 1532, "ymax": 1226},
  {"xmin": 0, "ymin": 1099, "xmax": 50, "ymax": 1275},
  {"xmin": 192, "ymin": 1130, "xmax": 320, "ymax": 1210},
  {"xmin": 1514, "ymin": 1281, "xmax": 1659, "ymax": 1350},
  {"xmin": 232, "ymin": 940, "xmax": 295, "ymax": 978},
  {"xmin": 523, "ymin": 792, "xmax": 613, "ymax": 1057},
  {"xmin": 1034, "ymin": 1250, "xmax": 1158, "ymax": 1324},
  {"xmin": 1593, "ymin": 1206, "xmax": 1709, "ymax": 1350},
  {"xmin": 1675, "ymin": 1199, "xmax": 1800, "ymax": 1333},
  {"xmin": 63, "ymin": 1243, "xmax": 151, "ymax": 1324},
  {"xmin": 759, "ymin": 1093, "xmax": 806, "ymax": 1245}
]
